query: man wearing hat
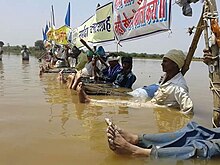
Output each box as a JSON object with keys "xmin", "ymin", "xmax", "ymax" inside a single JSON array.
[
  {"xmin": 150, "ymin": 49, "xmax": 193, "ymax": 114},
  {"xmin": 100, "ymin": 53, "xmax": 122, "ymax": 83},
  {"xmin": 126, "ymin": 49, "xmax": 192, "ymax": 114},
  {"xmin": 80, "ymin": 50, "xmax": 102, "ymax": 77},
  {"xmin": 92, "ymin": 46, "xmax": 109, "ymax": 79}
]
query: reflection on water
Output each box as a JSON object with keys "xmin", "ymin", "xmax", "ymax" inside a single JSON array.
[
  {"xmin": 0, "ymin": 54, "xmax": 218, "ymax": 165},
  {"xmin": 153, "ymin": 107, "xmax": 192, "ymax": 132}
]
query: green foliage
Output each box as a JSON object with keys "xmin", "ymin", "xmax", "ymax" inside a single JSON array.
[
  {"xmin": 111, "ymin": 51, "xmax": 163, "ymax": 59},
  {"xmin": 34, "ymin": 40, "xmax": 45, "ymax": 50},
  {"xmin": 2, "ymin": 40, "xmax": 202, "ymax": 61}
]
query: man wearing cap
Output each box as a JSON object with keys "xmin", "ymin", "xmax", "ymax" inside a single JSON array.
[
  {"xmin": 151, "ymin": 49, "xmax": 193, "ymax": 114},
  {"xmin": 101, "ymin": 53, "xmax": 122, "ymax": 83},
  {"xmin": 81, "ymin": 50, "xmax": 102, "ymax": 77},
  {"xmin": 92, "ymin": 46, "xmax": 109, "ymax": 79},
  {"xmin": 127, "ymin": 49, "xmax": 193, "ymax": 114}
]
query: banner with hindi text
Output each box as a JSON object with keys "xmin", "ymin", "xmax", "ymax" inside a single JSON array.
[
  {"xmin": 46, "ymin": 27, "xmax": 56, "ymax": 41},
  {"xmin": 74, "ymin": 2, "xmax": 115, "ymax": 48},
  {"xmin": 54, "ymin": 25, "xmax": 72, "ymax": 45},
  {"xmin": 113, "ymin": 0, "xmax": 171, "ymax": 42}
]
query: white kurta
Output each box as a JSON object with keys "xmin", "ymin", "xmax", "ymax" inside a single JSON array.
[
  {"xmin": 151, "ymin": 72, "xmax": 193, "ymax": 114},
  {"xmin": 81, "ymin": 60, "xmax": 102, "ymax": 77}
]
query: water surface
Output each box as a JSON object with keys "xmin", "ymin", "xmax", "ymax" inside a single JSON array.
[{"xmin": 0, "ymin": 54, "xmax": 218, "ymax": 165}]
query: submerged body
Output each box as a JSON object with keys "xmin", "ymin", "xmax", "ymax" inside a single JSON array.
[{"xmin": 21, "ymin": 49, "xmax": 30, "ymax": 61}]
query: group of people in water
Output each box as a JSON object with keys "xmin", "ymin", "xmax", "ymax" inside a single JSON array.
[
  {"xmin": 39, "ymin": 41, "xmax": 220, "ymax": 159},
  {"xmin": 0, "ymin": 42, "xmax": 31, "ymax": 61}
]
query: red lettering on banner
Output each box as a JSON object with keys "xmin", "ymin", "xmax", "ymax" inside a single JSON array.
[
  {"xmin": 131, "ymin": 3, "xmax": 146, "ymax": 27},
  {"xmin": 122, "ymin": 12, "xmax": 132, "ymax": 28},
  {"xmin": 136, "ymin": 0, "xmax": 143, "ymax": 5},
  {"xmin": 124, "ymin": 0, "xmax": 129, "ymax": 4},
  {"xmin": 159, "ymin": 0, "xmax": 166, "ymax": 19},
  {"xmin": 146, "ymin": 0, "xmax": 158, "ymax": 23},
  {"xmin": 124, "ymin": 0, "xmax": 133, "ymax": 5},
  {"xmin": 114, "ymin": 15, "xmax": 126, "ymax": 35},
  {"xmin": 115, "ymin": 0, "xmax": 123, "ymax": 9}
]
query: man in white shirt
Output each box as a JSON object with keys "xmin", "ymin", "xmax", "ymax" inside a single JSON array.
[
  {"xmin": 151, "ymin": 49, "xmax": 193, "ymax": 114},
  {"xmin": 81, "ymin": 50, "xmax": 102, "ymax": 77}
]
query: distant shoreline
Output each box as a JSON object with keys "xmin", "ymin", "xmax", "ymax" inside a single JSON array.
[{"xmin": 2, "ymin": 46, "xmax": 203, "ymax": 61}]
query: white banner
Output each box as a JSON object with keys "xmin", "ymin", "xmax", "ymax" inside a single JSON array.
[
  {"xmin": 73, "ymin": 2, "xmax": 115, "ymax": 48},
  {"xmin": 113, "ymin": 0, "xmax": 171, "ymax": 42}
]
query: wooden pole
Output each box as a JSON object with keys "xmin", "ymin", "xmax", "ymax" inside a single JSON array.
[
  {"xmin": 208, "ymin": 0, "xmax": 220, "ymax": 127},
  {"xmin": 181, "ymin": 12, "xmax": 205, "ymax": 75}
]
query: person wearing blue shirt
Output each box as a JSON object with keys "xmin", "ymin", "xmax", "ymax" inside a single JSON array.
[
  {"xmin": 103, "ymin": 54, "xmax": 122, "ymax": 83},
  {"xmin": 113, "ymin": 57, "xmax": 136, "ymax": 88}
]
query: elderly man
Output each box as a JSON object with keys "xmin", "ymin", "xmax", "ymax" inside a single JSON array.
[
  {"xmin": 151, "ymin": 49, "xmax": 193, "ymax": 114},
  {"xmin": 75, "ymin": 49, "xmax": 193, "ymax": 115}
]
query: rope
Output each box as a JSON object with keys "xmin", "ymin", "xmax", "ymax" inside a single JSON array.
[
  {"xmin": 212, "ymin": 117, "xmax": 218, "ymax": 128},
  {"xmin": 209, "ymin": 78, "xmax": 220, "ymax": 98}
]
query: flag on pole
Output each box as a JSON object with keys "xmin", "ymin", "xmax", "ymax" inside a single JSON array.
[
  {"xmin": 42, "ymin": 28, "xmax": 45, "ymax": 41},
  {"xmin": 42, "ymin": 24, "xmax": 49, "ymax": 41},
  {"xmin": 45, "ymin": 23, "xmax": 49, "ymax": 34},
  {"xmin": 65, "ymin": 2, "xmax": 71, "ymax": 26},
  {"xmin": 51, "ymin": 5, "xmax": 56, "ymax": 27}
]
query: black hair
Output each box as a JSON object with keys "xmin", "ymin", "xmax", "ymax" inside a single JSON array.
[{"xmin": 121, "ymin": 57, "xmax": 133, "ymax": 65}]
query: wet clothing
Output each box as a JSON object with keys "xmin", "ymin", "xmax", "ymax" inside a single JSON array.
[
  {"xmin": 138, "ymin": 121, "xmax": 220, "ymax": 159},
  {"xmin": 81, "ymin": 60, "xmax": 102, "ymax": 77},
  {"xmin": 151, "ymin": 72, "xmax": 193, "ymax": 114},
  {"xmin": 128, "ymin": 84, "xmax": 159, "ymax": 98},
  {"xmin": 113, "ymin": 70, "xmax": 136, "ymax": 88}
]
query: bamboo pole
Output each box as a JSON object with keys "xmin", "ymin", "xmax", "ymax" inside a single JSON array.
[
  {"xmin": 208, "ymin": 0, "xmax": 220, "ymax": 127},
  {"xmin": 181, "ymin": 10, "xmax": 204, "ymax": 75}
]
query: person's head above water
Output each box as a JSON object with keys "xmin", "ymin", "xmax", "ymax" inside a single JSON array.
[
  {"xmin": 95, "ymin": 46, "xmax": 105, "ymax": 57},
  {"xmin": 121, "ymin": 57, "xmax": 133, "ymax": 71},
  {"xmin": 163, "ymin": 49, "xmax": 186, "ymax": 70}
]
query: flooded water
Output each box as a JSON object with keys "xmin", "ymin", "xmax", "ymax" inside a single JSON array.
[{"xmin": 0, "ymin": 54, "xmax": 219, "ymax": 165}]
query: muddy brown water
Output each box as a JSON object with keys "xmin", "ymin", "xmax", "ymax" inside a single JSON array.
[{"xmin": 0, "ymin": 54, "xmax": 219, "ymax": 165}]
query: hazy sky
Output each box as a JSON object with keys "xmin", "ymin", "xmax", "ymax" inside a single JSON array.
[{"xmin": 0, "ymin": 0, "xmax": 219, "ymax": 57}]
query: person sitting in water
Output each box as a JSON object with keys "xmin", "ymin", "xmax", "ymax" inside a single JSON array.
[
  {"xmin": 74, "ymin": 49, "xmax": 193, "ymax": 115},
  {"xmin": 92, "ymin": 46, "xmax": 109, "ymax": 79},
  {"xmin": 60, "ymin": 56, "xmax": 136, "ymax": 91},
  {"xmin": 80, "ymin": 50, "xmax": 102, "ymax": 77},
  {"xmin": 105, "ymin": 118, "xmax": 220, "ymax": 159},
  {"xmin": 68, "ymin": 46, "xmax": 82, "ymax": 68},
  {"xmin": 53, "ymin": 45, "xmax": 70, "ymax": 68},
  {"xmin": 113, "ymin": 56, "xmax": 136, "ymax": 88},
  {"xmin": 101, "ymin": 53, "xmax": 122, "ymax": 83}
]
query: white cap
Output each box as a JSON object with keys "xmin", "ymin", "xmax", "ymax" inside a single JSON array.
[{"xmin": 107, "ymin": 56, "xmax": 120, "ymax": 62}]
